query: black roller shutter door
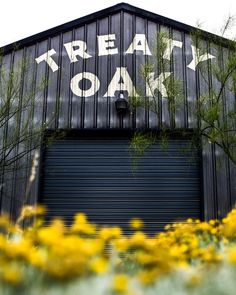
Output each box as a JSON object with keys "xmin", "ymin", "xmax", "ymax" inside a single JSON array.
[{"xmin": 40, "ymin": 138, "xmax": 201, "ymax": 233}]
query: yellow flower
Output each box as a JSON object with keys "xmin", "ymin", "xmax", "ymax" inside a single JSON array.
[
  {"xmin": 164, "ymin": 224, "xmax": 171, "ymax": 230},
  {"xmin": 138, "ymin": 269, "xmax": 158, "ymax": 285},
  {"xmin": 89, "ymin": 257, "xmax": 108, "ymax": 274},
  {"xmin": 2, "ymin": 265, "xmax": 22, "ymax": 284},
  {"xmin": 7, "ymin": 239, "xmax": 33, "ymax": 260},
  {"xmin": 71, "ymin": 213, "xmax": 96, "ymax": 235},
  {"xmin": 136, "ymin": 252, "xmax": 154, "ymax": 265},
  {"xmin": 74, "ymin": 213, "xmax": 87, "ymax": 224},
  {"xmin": 176, "ymin": 261, "xmax": 189, "ymax": 270},
  {"xmin": 113, "ymin": 274, "xmax": 128, "ymax": 293},
  {"xmin": 197, "ymin": 222, "xmax": 211, "ymax": 232},
  {"xmin": 170, "ymin": 245, "xmax": 187, "ymax": 258},
  {"xmin": 211, "ymin": 228, "xmax": 218, "ymax": 235},
  {"xmin": 112, "ymin": 237, "xmax": 129, "ymax": 252},
  {"xmin": 185, "ymin": 273, "xmax": 201, "ymax": 288},
  {"xmin": 34, "ymin": 205, "xmax": 46, "ymax": 216},
  {"xmin": 19, "ymin": 205, "xmax": 45, "ymax": 220},
  {"xmin": 129, "ymin": 231, "xmax": 146, "ymax": 248},
  {"xmin": 221, "ymin": 209, "xmax": 236, "ymax": 238},
  {"xmin": 227, "ymin": 247, "xmax": 236, "ymax": 264},
  {"xmin": 37, "ymin": 220, "xmax": 64, "ymax": 246},
  {"xmin": 28, "ymin": 248, "xmax": 47, "ymax": 268},
  {"xmin": 71, "ymin": 222, "xmax": 96, "ymax": 235},
  {"xmin": 0, "ymin": 235, "xmax": 7, "ymax": 251},
  {"xmin": 209, "ymin": 219, "xmax": 217, "ymax": 226},
  {"xmin": 200, "ymin": 246, "xmax": 222, "ymax": 263},
  {"xmin": 0, "ymin": 214, "xmax": 10, "ymax": 230},
  {"xmin": 79, "ymin": 238, "xmax": 104, "ymax": 256},
  {"xmin": 129, "ymin": 218, "xmax": 144, "ymax": 230},
  {"xmin": 99, "ymin": 227, "xmax": 122, "ymax": 241}
]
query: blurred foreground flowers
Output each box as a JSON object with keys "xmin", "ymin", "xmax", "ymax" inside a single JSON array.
[{"xmin": 1, "ymin": 206, "xmax": 236, "ymax": 294}]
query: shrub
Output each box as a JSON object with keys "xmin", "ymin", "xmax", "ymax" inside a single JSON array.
[{"xmin": 1, "ymin": 205, "xmax": 236, "ymax": 294}]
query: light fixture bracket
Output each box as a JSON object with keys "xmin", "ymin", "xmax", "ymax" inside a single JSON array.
[{"xmin": 115, "ymin": 93, "xmax": 129, "ymax": 114}]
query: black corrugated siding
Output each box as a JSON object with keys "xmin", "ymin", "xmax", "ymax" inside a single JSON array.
[
  {"xmin": 0, "ymin": 5, "xmax": 235, "ymax": 221},
  {"xmin": 40, "ymin": 138, "xmax": 201, "ymax": 233}
]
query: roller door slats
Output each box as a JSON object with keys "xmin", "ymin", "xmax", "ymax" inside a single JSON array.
[
  {"xmin": 43, "ymin": 196, "xmax": 199, "ymax": 206},
  {"xmin": 40, "ymin": 138, "xmax": 201, "ymax": 233},
  {"xmin": 42, "ymin": 192, "xmax": 201, "ymax": 197},
  {"xmin": 43, "ymin": 188, "xmax": 200, "ymax": 193},
  {"xmin": 43, "ymin": 173, "xmax": 199, "ymax": 178},
  {"xmin": 42, "ymin": 178, "xmax": 200, "ymax": 182}
]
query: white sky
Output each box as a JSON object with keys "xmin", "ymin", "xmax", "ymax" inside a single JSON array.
[{"xmin": 0, "ymin": 0, "xmax": 236, "ymax": 47}]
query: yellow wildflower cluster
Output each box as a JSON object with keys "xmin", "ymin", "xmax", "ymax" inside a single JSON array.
[
  {"xmin": 129, "ymin": 218, "xmax": 144, "ymax": 230},
  {"xmin": 1, "ymin": 206, "xmax": 236, "ymax": 294}
]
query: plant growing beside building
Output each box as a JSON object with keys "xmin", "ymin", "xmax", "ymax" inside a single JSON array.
[
  {"xmin": 0, "ymin": 50, "xmax": 62, "ymax": 218},
  {"xmin": 130, "ymin": 23, "xmax": 236, "ymax": 169}
]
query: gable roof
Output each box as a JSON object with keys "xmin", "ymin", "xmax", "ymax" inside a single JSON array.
[{"xmin": 1, "ymin": 2, "xmax": 233, "ymax": 54}]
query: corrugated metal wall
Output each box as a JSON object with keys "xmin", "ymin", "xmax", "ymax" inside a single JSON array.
[{"xmin": 0, "ymin": 4, "xmax": 235, "ymax": 220}]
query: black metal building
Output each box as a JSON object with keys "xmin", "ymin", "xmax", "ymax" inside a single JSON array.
[{"xmin": 0, "ymin": 3, "xmax": 235, "ymax": 232}]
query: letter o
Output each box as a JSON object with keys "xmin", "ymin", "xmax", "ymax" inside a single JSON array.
[{"xmin": 70, "ymin": 72, "xmax": 100, "ymax": 97}]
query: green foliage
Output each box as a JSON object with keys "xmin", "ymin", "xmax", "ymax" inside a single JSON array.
[
  {"xmin": 130, "ymin": 130, "xmax": 172, "ymax": 170},
  {"xmin": 130, "ymin": 132, "xmax": 156, "ymax": 169},
  {"xmin": 0, "ymin": 51, "xmax": 61, "ymax": 187},
  {"xmin": 130, "ymin": 19, "xmax": 236, "ymax": 166}
]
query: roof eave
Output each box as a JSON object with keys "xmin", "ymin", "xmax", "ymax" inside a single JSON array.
[{"xmin": 0, "ymin": 2, "xmax": 234, "ymax": 54}]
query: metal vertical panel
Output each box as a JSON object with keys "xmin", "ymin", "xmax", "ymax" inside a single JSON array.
[
  {"xmin": 7, "ymin": 49, "xmax": 24, "ymax": 200},
  {"xmin": 201, "ymin": 40, "xmax": 219, "ymax": 218},
  {"xmin": 58, "ymin": 31, "xmax": 73, "ymax": 129},
  {"xmin": 3, "ymin": 49, "xmax": 24, "ymax": 219},
  {"xmin": 160, "ymin": 25, "xmax": 171, "ymax": 127},
  {"xmin": 10, "ymin": 48, "xmax": 25, "ymax": 215},
  {"xmin": 229, "ymin": 159, "xmax": 236, "ymax": 208},
  {"xmin": 97, "ymin": 17, "xmax": 109, "ymax": 129},
  {"xmin": 198, "ymin": 40, "xmax": 217, "ymax": 219},
  {"xmin": 21, "ymin": 44, "xmax": 39, "ymax": 210},
  {"xmin": 135, "ymin": 16, "xmax": 147, "ymax": 129},
  {"xmin": 19, "ymin": 40, "xmax": 46, "ymax": 216},
  {"xmin": 71, "ymin": 27, "xmax": 85, "ymax": 128},
  {"xmin": 123, "ymin": 12, "xmax": 135, "ymax": 129},
  {"xmin": 210, "ymin": 44, "xmax": 231, "ymax": 218},
  {"xmin": 202, "ymin": 144, "xmax": 217, "ymax": 219},
  {"xmin": 173, "ymin": 29, "xmax": 186, "ymax": 128},
  {"xmin": 120, "ymin": 11, "xmax": 132, "ymax": 129},
  {"xmin": 215, "ymin": 148, "xmax": 231, "ymax": 218},
  {"xmin": 222, "ymin": 47, "xmax": 236, "ymax": 209},
  {"xmin": 147, "ymin": 20, "xmax": 159, "ymax": 129},
  {"xmin": 45, "ymin": 35, "xmax": 61, "ymax": 128},
  {"xmin": 23, "ymin": 40, "xmax": 47, "ymax": 207},
  {"xmin": 33, "ymin": 40, "xmax": 48, "ymax": 127},
  {"xmin": 184, "ymin": 34, "xmax": 197, "ymax": 129},
  {"xmin": 13, "ymin": 44, "xmax": 38, "ymax": 217},
  {"xmin": 83, "ymin": 22, "xmax": 97, "ymax": 128},
  {"xmin": 109, "ymin": 13, "xmax": 121, "ymax": 128},
  {"xmin": 0, "ymin": 52, "xmax": 14, "ymax": 214},
  {"xmin": 0, "ymin": 53, "xmax": 12, "ymax": 210}
]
